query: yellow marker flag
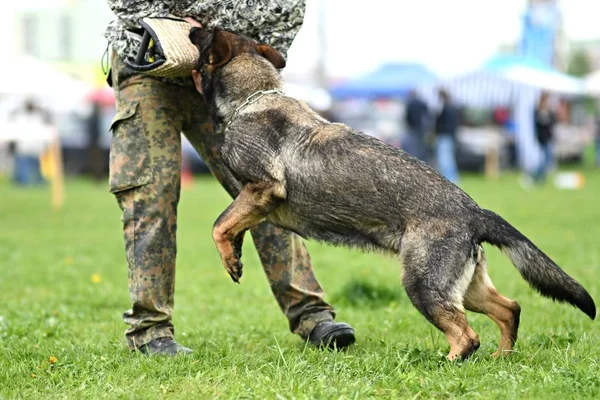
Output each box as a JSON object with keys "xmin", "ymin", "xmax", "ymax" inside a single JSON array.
[
  {"xmin": 40, "ymin": 148, "xmax": 55, "ymax": 180},
  {"xmin": 39, "ymin": 129, "xmax": 64, "ymax": 210}
]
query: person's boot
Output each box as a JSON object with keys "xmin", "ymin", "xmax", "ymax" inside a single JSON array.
[
  {"xmin": 137, "ymin": 337, "xmax": 193, "ymax": 355},
  {"xmin": 309, "ymin": 321, "xmax": 355, "ymax": 350}
]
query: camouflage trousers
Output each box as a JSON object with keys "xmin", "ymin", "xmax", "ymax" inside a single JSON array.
[{"xmin": 108, "ymin": 58, "xmax": 335, "ymax": 349}]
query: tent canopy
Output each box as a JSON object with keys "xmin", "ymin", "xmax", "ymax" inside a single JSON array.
[
  {"xmin": 0, "ymin": 56, "xmax": 92, "ymax": 112},
  {"xmin": 585, "ymin": 69, "xmax": 600, "ymax": 97},
  {"xmin": 437, "ymin": 70, "xmax": 518, "ymax": 108},
  {"xmin": 483, "ymin": 55, "xmax": 583, "ymax": 95},
  {"xmin": 436, "ymin": 55, "xmax": 584, "ymax": 108},
  {"xmin": 329, "ymin": 62, "xmax": 438, "ymax": 99},
  {"xmin": 0, "ymin": 56, "xmax": 91, "ymax": 97}
]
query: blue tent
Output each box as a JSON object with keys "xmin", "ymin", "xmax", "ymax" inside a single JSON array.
[{"xmin": 329, "ymin": 62, "xmax": 438, "ymax": 99}]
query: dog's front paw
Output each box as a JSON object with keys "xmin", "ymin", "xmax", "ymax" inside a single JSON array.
[{"xmin": 224, "ymin": 255, "xmax": 243, "ymax": 283}]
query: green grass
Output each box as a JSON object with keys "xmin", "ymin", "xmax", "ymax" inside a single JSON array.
[{"xmin": 1, "ymin": 168, "xmax": 599, "ymax": 399}]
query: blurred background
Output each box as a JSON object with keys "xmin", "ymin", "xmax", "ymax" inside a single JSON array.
[
  {"xmin": 0, "ymin": 0, "xmax": 599, "ymax": 187},
  {"xmin": 2, "ymin": 4, "xmax": 600, "ymax": 395}
]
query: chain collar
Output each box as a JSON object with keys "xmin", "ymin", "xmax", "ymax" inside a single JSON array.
[{"xmin": 219, "ymin": 89, "xmax": 285, "ymax": 134}]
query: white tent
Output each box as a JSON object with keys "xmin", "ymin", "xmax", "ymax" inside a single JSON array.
[
  {"xmin": 0, "ymin": 56, "xmax": 92, "ymax": 112},
  {"xmin": 584, "ymin": 70, "xmax": 600, "ymax": 97},
  {"xmin": 436, "ymin": 56, "xmax": 584, "ymax": 173},
  {"xmin": 502, "ymin": 65, "xmax": 583, "ymax": 95},
  {"xmin": 439, "ymin": 63, "xmax": 583, "ymax": 109},
  {"xmin": 284, "ymin": 82, "xmax": 332, "ymax": 112},
  {"xmin": 437, "ymin": 70, "xmax": 521, "ymax": 108}
]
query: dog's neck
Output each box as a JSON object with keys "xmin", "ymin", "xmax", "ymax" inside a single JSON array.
[{"xmin": 208, "ymin": 54, "xmax": 284, "ymax": 124}]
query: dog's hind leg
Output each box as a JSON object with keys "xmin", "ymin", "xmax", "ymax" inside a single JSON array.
[
  {"xmin": 463, "ymin": 245, "xmax": 521, "ymax": 357},
  {"xmin": 401, "ymin": 235, "xmax": 480, "ymax": 360}
]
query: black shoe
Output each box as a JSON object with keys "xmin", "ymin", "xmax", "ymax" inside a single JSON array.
[
  {"xmin": 309, "ymin": 321, "xmax": 356, "ymax": 350},
  {"xmin": 137, "ymin": 337, "xmax": 193, "ymax": 356}
]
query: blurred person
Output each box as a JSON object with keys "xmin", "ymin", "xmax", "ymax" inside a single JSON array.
[
  {"xmin": 494, "ymin": 107, "xmax": 518, "ymax": 168},
  {"xmin": 556, "ymin": 98, "xmax": 569, "ymax": 124},
  {"xmin": 9, "ymin": 99, "xmax": 53, "ymax": 186},
  {"xmin": 434, "ymin": 89, "xmax": 460, "ymax": 184},
  {"xmin": 532, "ymin": 92, "xmax": 556, "ymax": 183},
  {"xmin": 505, "ymin": 111, "xmax": 518, "ymax": 169},
  {"xmin": 86, "ymin": 103, "xmax": 104, "ymax": 181},
  {"xmin": 404, "ymin": 90, "xmax": 429, "ymax": 162},
  {"xmin": 104, "ymin": 0, "xmax": 355, "ymax": 356},
  {"xmin": 492, "ymin": 106, "xmax": 509, "ymax": 127}
]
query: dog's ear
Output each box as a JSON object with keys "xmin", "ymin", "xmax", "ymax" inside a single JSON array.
[
  {"xmin": 257, "ymin": 44, "xmax": 286, "ymax": 69},
  {"xmin": 209, "ymin": 27, "xmax": 233, "ymax": 68}
]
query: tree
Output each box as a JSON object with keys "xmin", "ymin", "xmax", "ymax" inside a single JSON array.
[
  {"xmin": 567, "ymin": 49, "xmax": 591, "ymax": 77},
  {"xmin": 566, "ymin": 49, "xmax": 597, "ymax": 117}
]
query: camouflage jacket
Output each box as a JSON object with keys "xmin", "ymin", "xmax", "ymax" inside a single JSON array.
[{"xmin": 105, "ymin": 0, "xmax": 306, "ymax": 83}]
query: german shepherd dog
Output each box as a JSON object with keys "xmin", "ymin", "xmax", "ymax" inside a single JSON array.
[{"xmin": 189, "ymin": 27, "xmax": 595, "ymax": 360}]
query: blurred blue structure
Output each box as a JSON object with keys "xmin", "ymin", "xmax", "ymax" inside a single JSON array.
[
  {"xmin": 329, "ymin": 63, "xmax": 438, "ymax": 99},
  {"xmin": 514, "ymin": 0, "xmax": 558, "ymax": 174},
  {"xmin": 484, "ymin": 54, "xmax": 549, "ymax": 72},
  {"xmin": 519, "ymin": 0, "xmax": 559, "ymax": 67}
]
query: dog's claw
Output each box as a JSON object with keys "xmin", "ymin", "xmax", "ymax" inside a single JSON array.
[
  {"xmin": 225, "ymin": 257, "xmax": 243, "ymax": 284},
  {"xmin": 234, "ymin": 259, "xmax": 243, "ymax": 283}
]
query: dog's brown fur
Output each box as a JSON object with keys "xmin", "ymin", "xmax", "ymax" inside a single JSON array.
[{"xmin": 189, "ymin": 27, "xmax": 595, "ymax": 360}]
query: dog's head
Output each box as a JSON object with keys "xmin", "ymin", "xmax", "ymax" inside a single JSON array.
[{"xmin": 189, "ymin": 27, "xmax": 286, "ymax": 107}]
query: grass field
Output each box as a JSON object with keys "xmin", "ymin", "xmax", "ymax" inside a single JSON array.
[{"xmin": 1, "ymin": 168, "xmax": 599, "ymax": 399}]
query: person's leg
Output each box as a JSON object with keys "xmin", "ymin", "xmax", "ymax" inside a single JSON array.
[
  {"xmin": 30, "ymin": 155, "xmax": 45, "ymax": 184},
  {"xmin": 533, "ymin": 143, "xmax": 551, "ymax": 183},
  {"xmin": 545, "ymin": 143, "xmax": 554, "ymax": 175},
  {"xmin": 436, "ymin": 135, "xmax": 459, "ymax": 184},
  {"xmin": 448, "ymin": 137, "xmax": 460, "ymax": 183},
  {"xmin": 532, "ymin": 146, "xmax": 544, "ymax": 183},
  {"xmin": 110, "ymin": 62, "xmax": 189, "ymax": 352},
  {"xmin": 405, "ymin": 130, "xmax": 426, "ymax": 161},
  {"xmin": 435, "ymin": 135, "xmax": 448, "ymax": 178},
  {"xmin": 414, "ymin": 130, "xmax": 426, "ymax": 161},
  {"xmin": 403, "ymin": 131, "xmax": 416, "ymax": 157},
  {"xmin": 12, "ymin": 155, "xmax": 28, "ymax": 185},
  {"xmin": 251, "ymin": 223, "xmax": 337, "ymax": 338},
  {"xmin": 182, "ymin": 89, "xmax": 353, "ymax": 344}
]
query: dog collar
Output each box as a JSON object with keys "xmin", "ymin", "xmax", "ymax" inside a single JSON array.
[{"xmin": 220, "ymin": 88, "xmax": 285, "ymax": 134}]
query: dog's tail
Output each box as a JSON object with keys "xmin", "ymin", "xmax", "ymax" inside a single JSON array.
[{"xmin": 476, "ymin": 208, "xmax": 595, "ymax": 320}]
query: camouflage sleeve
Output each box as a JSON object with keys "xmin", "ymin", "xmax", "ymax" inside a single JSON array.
[
  {"xmin": 182, "ymin": 0, "xmax": 306, "ymax": 58},
  {"xmin": 106, "ymin": 0, "xmax": 175, "ymax": 29},
  {"xmin": 105, "ymin": 0, "xmax": 305, "ymax": 66}
]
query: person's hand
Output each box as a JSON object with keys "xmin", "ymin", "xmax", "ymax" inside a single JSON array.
[
  {"xmin": 183, "ymin": 17, "xmax": 202, "ymax": 93},
  {"xmin": 192, "ymin": 69, "xmax": 203, "ymax": 94},
  {"xmin": 183, "ymin": 17, "xmax": 203, "ymax": 28},
  {"xmin": 185, "ymin": 18, "xmax": 203, "ymax": 93}
]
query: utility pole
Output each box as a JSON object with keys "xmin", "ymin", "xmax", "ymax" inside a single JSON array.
[
  {"xmin": 523, "ymin": 0, "xmax": 561, "ymax": 68},
  {"xmin": 315, "ymin": 0, "xmax": 328, "ymax": 88},
  {"xmin": 553, "ymin": 0, "xmax": 567, "ymax": 71}
]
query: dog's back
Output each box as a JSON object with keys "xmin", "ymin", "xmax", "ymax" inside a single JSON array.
[{"xmin": 229, "ymin": 97, "xmax": 479, "ymax": 252}]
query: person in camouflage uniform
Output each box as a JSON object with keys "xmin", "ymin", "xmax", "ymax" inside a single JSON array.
[{"xmin": 105, "ymin": 0, "xmax": 355, "ymax": 355}]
